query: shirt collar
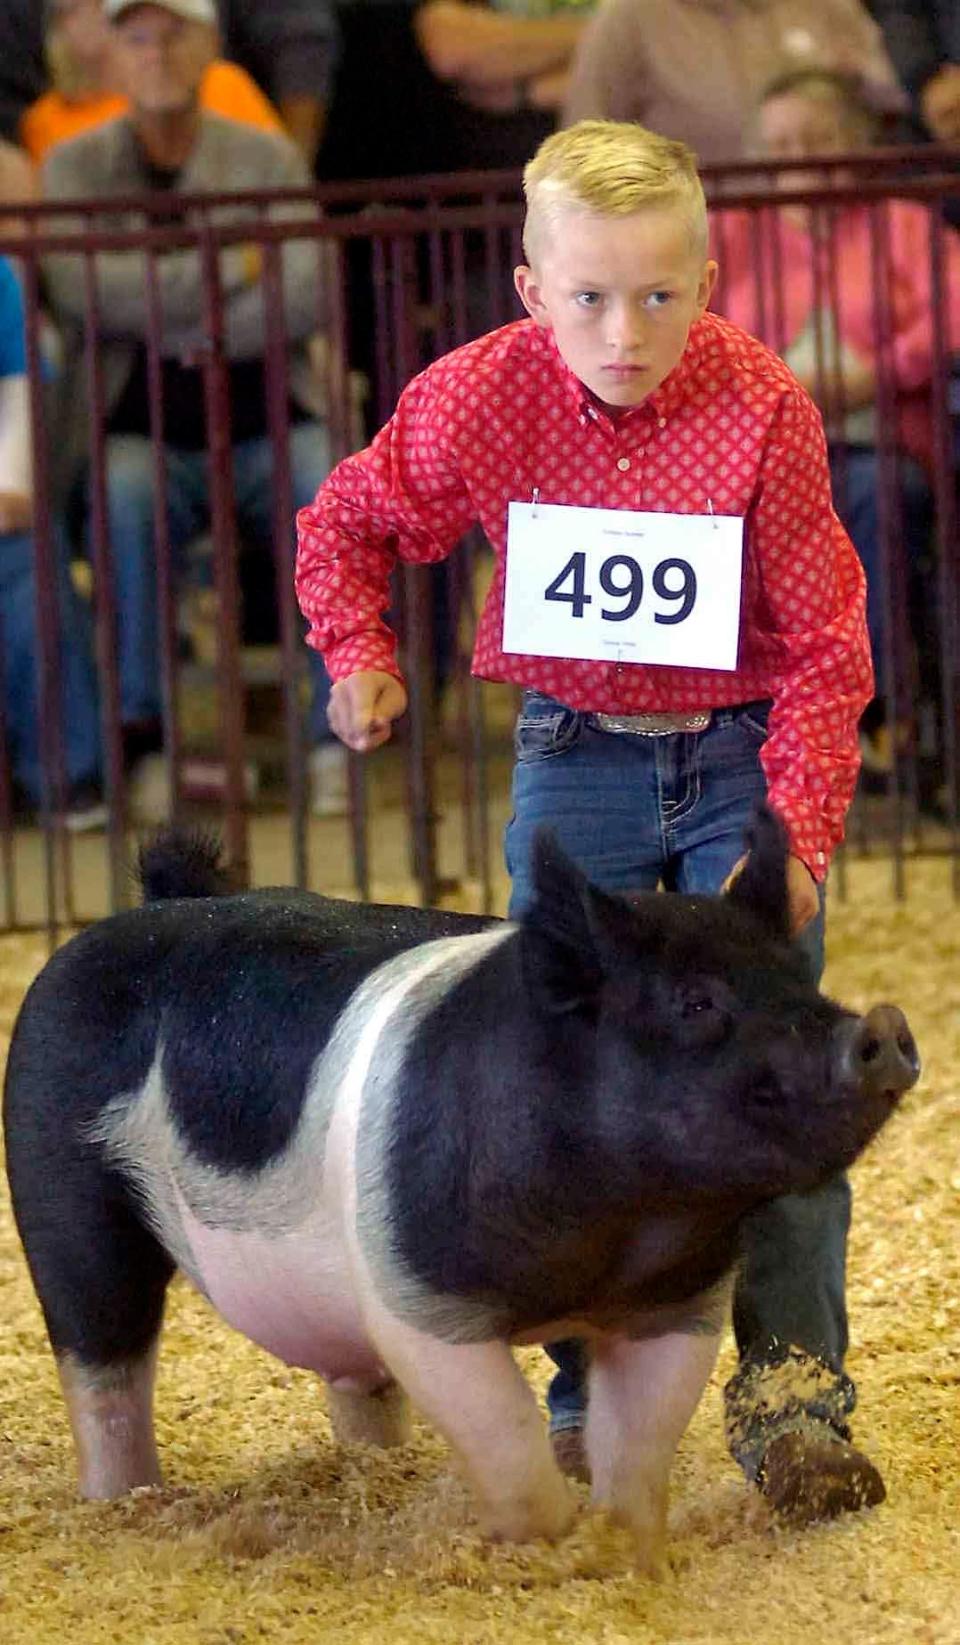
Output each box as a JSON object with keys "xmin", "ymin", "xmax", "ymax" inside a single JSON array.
[{"xmin": 542, "ymin": 317, "xmax": 708, "ymax": 434}]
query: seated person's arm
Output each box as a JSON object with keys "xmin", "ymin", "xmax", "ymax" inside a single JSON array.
[
  {"xmin": 217, "ymin": 137, "xmax": 325, "ymax": 358},
  {"xmin": 415, "ymin": 0, "xmax": 588, "ymax": 102},
  {"xmin": 40, "ymin": 144, "xmax": 256, "ymax": 346},
  {"xmin": 277, "ymin": 94, "xmax": 327, "ymax": 166}
]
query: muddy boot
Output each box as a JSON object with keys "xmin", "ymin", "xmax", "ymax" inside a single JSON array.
[
  {"xmin": 757, "ymin": 1429, "xmax": 886, "ymax": 1524},
  {"xmin": 550, "ymin": 1425, "xmax": 590, "ymax": 1483},
  {"xmin": 724, "ymin": 1347, "xmax": 884, "ymax": 1522}
]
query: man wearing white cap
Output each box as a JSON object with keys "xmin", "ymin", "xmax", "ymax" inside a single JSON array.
[{"xmin": 42, "ymin": 0, "xmax": 346, "ymax": 816}]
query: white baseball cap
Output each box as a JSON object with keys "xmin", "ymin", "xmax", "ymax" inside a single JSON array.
[{"xmin": 105, "ymin": 0, "xmax": 217, "ymax": 23}]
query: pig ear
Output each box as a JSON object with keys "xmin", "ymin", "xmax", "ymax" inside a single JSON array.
[
  {"xmin": 724, "ymin": 803, "xmax": 792, "ymax": 941},
  {"xmin": 520, "ymin": 829, "xmax": 604, "ymax": 1014}
]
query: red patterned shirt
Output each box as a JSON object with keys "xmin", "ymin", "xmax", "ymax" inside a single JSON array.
[{"xmin": 296, "ymin": 312, "xmax": 872, "ymax": 877}]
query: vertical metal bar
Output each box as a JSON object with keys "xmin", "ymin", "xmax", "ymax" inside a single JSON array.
[
  {"xmin": 926, "ymin": 201, "xmax": 959, "ymax": 890},
  {"xmin": 484, "ymin": 193, "xmax": 500, "ymax": 335},
  {"xmin": 428, "ymin": 224, "xmax": 451, "ymax": 358},
  {"xmin": 769, "ymin": 193, "xmax": 787, "ymax": 358},
  {"xmin": 867, "ymin": 198, "xmax": 906, "ymax": 896},
  {"xmin": 83, "ymin": 249, "xmax": 128, "ymax": 909},
  {"xmin": 261, "ymin": 231, "xmax": 307, "ymax": 889},
  {"xmin": 459, "ymin": 527, "xmax": 493, "ymax": 911},
  {"xmin": 0, "ymin": 610, "xmax": 18, "ymax": 926},
  {"xmin": 450, "ymin": 223, "xmax": 469, "ymax": 347},
  {"xmin": 326, "ymin": 230, "xmax": 369, "ymax": 902},
  {"xmin": 392, "ymin": 231, "xmax": 437, "ymax": 906},
  {"xmin": 371, "ymin": 234, "xmax": 394, "ymax": 428},
  {"xmin": 144, "ymin": 242, "xmax": 183, "ymax": 827},
  {"xmin": 748, "ymin": 205, "xmax": 768, "ymax": 342},
  {"xmin": 22, "ymin": 250, "xmax": 66, "ymax": 945},
  {"xmin": 198, "ymin": 226, "xmax": 249, "ymax": 885}
]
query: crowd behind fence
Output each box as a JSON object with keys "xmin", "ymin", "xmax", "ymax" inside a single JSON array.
[{"xmin": 1, "ymin": 148, "xmax": 958, "ymax": 936}]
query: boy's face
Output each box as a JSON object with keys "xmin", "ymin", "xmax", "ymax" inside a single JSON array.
[{"xmin": 514, "ymin": 207, "xmax": 717, "ymax": 410}]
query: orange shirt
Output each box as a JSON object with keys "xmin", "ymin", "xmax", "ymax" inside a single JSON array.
[{"xmin": 21, "ymin": 60, "xmax": 283, "ymax": 165}]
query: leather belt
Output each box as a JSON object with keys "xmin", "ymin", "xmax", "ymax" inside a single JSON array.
[{"xmin": 589, "ymin": 711, "xmax": 712, "ymax": 736}]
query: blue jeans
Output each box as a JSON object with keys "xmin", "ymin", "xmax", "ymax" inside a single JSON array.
[
  {"xmin": 830, "ymin": 445, "xmax": 933, "ymax": 700},
  {"xmin": 0, "ymin": 527, "xmax": 101, "ymax": 806},
  {"xmin": 96, "ymin": 421, "xmax": 333, "ymax": 743},
  {"xmin": 504, "ymin": 694, "xmax": 854, "ymax": 1473}
]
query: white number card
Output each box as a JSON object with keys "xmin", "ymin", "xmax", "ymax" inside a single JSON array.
[{"xmin": 502, "ymin": 502, "xmax": 744, "ymax": 671}]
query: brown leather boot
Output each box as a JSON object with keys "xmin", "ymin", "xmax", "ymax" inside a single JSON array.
[
  {"xmin": 550, "ymin": 1426, "xmax": 590, "ymax": 1483},
  {"xmin": 757, "ymin": 1430, "xmax": 886, "ymax": 1525}
]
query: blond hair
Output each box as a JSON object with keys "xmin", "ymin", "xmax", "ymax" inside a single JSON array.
[{"xmin": 522, "ymin": 119, "xmax": 708, "ymax": 266}]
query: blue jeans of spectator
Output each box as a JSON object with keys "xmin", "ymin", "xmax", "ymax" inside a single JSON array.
[
  {"xmin": 830, "ymin": 444, "xmax": 933, "ymax": 699},
  {"xmin": 504, "ymin": 694, "xmax": 853, "ymax": 1474},
  {"xmin": 0, "ymin": 526, "xmax": 101, "ymax": 806},
  {"xmin": 97, "ymin": 420, "xmax": 333, "ymax": 743}
]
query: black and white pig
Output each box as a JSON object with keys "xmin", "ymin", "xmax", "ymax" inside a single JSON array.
[{"xmin": 3, "ymin": 809, "xmax": 919, "ymax": 1576}]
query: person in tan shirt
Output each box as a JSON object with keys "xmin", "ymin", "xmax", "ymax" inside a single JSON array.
[
  {"xmin": 562, "ymin": 0, "xmax": 905, "ymax": 160},
  {"xmin": 21, "ymin": 0, "xmax": 283, "ymax": 166}
]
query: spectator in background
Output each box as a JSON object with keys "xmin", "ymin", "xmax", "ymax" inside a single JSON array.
[
  {"xmin": 320, "ymin": 0, "xmax": 592, "ymax": 183},
  {"xmin": 0, "ymin": 254, "xmax": 104, "ymax": 829},
  {"xmin": 218, "ymin": 0, "xmax": 337, "ymax": 169},
  {"xmin": 866, "ymin": 1, "xmax": 960, "ymax": 143},
  {"xmin": 562, "ymin": 0, "xmax": 904, "ymax": 160},
  {"xmin": 0, "ymin": 2, "xmax": 46, "ymax": 145},
  {"xmin": 713, "ymin": 68, "xmax": 960, "ymax": 781},
  {"xmin": 42, "ymin": 0, "xmax": 345, "ymax": 817},
  {"xmin": 21, "ymin": 0, "xmax": 284, "ymax": 166}
]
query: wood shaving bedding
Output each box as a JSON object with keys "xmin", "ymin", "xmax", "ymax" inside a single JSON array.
[{"xmin": 0, "ymin": 856, "xmax": 957, "ymax": 1645}]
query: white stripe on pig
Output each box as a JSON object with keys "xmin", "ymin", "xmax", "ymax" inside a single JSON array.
[{"xmin": 87, "ymin": 928, "xmax": 514, "ymax": 1372}]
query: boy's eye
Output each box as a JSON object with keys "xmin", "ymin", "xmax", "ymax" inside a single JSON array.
[
  {"xmin": 575, "ymin": 291, "xmax": 603, "ymax": 308},
  {"xmin": 645, "ymin": 291, "xmax": 673, "ymax": 310}
]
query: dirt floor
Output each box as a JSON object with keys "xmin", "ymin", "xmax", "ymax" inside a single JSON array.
[{"xmin": 0, "ymin": 852, "xmax": 958, "ymax": 1645}]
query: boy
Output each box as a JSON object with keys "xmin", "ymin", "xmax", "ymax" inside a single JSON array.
[{"xmin": 295, "ymin": 119, "xmax": 879, "ymax": 1523}]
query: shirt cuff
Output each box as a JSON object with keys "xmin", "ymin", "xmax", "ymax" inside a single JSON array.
[{"xmin": 318, "ymin": 629, "xmax": 403, "ymax": 685}]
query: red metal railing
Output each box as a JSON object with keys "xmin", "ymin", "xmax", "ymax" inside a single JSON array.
[{"xmin": 0, "ymin": 148, "xmax": 956, "ymax": 934}]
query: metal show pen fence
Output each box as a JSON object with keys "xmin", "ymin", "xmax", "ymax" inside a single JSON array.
[{"xmin": 0, "ymin": 147, "xmax": 955, "ymax": 937}]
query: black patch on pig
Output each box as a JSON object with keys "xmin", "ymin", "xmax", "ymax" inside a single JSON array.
[
  {"xmin": 382, "ymin": 825, "xmax": 858, "ymax": 1328},
  {"xmin": 5, "ymin": 889, "xmax": 498, "ymax": 1181}
]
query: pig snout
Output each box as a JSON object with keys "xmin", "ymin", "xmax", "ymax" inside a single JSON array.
[{"xmin": 835, "ymin": 1005, "xmax": 920, "ymax": 1104}]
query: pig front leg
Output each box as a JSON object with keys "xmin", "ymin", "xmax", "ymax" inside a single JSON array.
[
  {"xmin": 586, "ymin": 1327, "xmax": 722, "ymax": 1577},
  {"xmin": 363, "ymin": 1304, "xmax": 576, "ymax": 1544}
]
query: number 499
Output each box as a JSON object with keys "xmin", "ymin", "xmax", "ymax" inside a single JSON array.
[{"xmin": 544, "ymin": 551, "xmax": 697, "ymax": 625}]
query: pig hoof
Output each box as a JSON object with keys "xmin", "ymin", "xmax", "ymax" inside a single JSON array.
[
  {"xmin": 631, "ymin": 1541, "xmax": 668, "ymax": 1583},
  {"xmin": 757, "ymin": 1430, "xmax": 886, "ymax": 1525},
  {"xmin": 550, "ymin": 1426, "xmax": 590, "ymax": 1484}
]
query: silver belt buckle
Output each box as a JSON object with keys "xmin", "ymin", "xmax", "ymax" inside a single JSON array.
[{"xmin": 591, "ymin": 711, "xmax": 712, "ymax": 736}]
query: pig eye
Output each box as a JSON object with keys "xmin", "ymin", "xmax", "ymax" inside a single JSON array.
[{"xmin": 674, "ymin": 981, "xmax": 732, "ymax": 1044}]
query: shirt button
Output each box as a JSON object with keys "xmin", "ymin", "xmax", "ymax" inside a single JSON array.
[
  {"xmin": 658, "ymin": 416, "xmax": 667, "ymax": 429},
  {"xmin": 616, "ymin": 456, "xmax": 630, "ymax": 472}
]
